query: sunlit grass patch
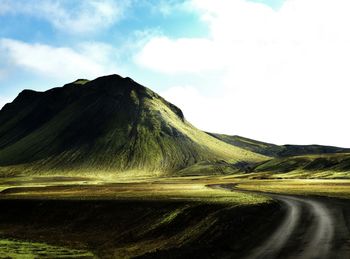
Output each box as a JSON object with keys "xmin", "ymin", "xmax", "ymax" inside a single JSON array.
[
  {"xmin": 1, "ymin": 180, "xmax": 270, "ymax": 205},
  {"xmin": 0, "ymin": 238, "xmax": 94, "ymax": 258},
  {"xmin": 237, "ymin": 179, "xmax": 350, "ymax": 199}
]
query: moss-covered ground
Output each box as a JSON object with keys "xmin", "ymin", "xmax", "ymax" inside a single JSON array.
[
  {"xmin": 0, "ymin": 176, "xmax": 277, "ymax": 258},
  {"xmin": 0, "ymin": 175, "xmax": 349, "ymax": 258},
  {"xmin": 0, "ymin": 238, "xmax": 94, "ymax": 258},
  {"xmin": 234, "ymin": 178, "xmax": 350, "ymax": 199}
]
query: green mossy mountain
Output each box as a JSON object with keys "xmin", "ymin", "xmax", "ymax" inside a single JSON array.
[{"xmin": 0, "ymin": 75, "xmax": 267, "ymax": 175}]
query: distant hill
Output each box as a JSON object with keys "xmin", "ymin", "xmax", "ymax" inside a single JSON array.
[
  {"xmin": 249, "ymin": 153, "xmax": 350, "ymax": 179},
  {"xmin": 208, "ymin": 134, "xmax": 350, "ymax": 178},
  {"xmin": 208, "ymin": 134, "xmax": 350, "ymax": 157},
  {"xmin": 0, "ymin": 75, "xmax": 267, "ymax": 176},
  {"xmin": 253, "ymin": 153, "xmax": 350, "ymax": 173}
]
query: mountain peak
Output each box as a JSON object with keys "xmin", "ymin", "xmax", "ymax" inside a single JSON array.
[
  {"xmin": 92, "ymin": 74, "xmax": 136, "ymax": 85},
  {"xmin": 95, "ymin": 74, "xmax": 124, "ymax": 81},
  {"xmin": 0, "ymin": 74, "xmax": 267, "ymax": 175},
  {"xmin": 69, "ymin": 74, "xmax": 136, "ymax": 89},
  {"xmin": 11, "ymin": 89, "xmax": 40, "ymax": 106}
]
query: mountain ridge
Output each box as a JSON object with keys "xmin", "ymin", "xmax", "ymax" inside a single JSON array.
[
  {"xmin": 1, "ymin": 74, "xmax": 349, "ymax": 178},
  {"xmin": 0, "ymin": 74, "xmax": 267, "ymax": 176},
  {"xmin": 208, "ymin": 133, "xmax": 350, "ymax": 157}
]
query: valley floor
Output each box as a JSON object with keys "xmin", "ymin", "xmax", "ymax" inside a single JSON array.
[{"xmin": 0, "ymin": 176, "xmax": 349, "ymax": 258}]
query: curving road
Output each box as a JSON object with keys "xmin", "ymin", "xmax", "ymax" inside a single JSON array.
[{"xmin": 219, "ymin": 185, "xmax": 350, "ymax": 259}]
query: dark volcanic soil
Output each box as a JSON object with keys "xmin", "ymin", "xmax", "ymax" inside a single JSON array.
[
  {"xmin": 1, "ymin": 188, "xmax": 347, "ymax": 258},
  {"xmin": 0, "ymin": 199, "xmax": 281, "ymax": 258}
]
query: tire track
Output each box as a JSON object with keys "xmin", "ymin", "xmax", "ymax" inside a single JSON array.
[
  {"xmin": 216, "ymin": 185, "xmax": 350, "ymax": 259},
  {"xmin": 244, "ymin": 195, "xmax": 336, "ymax": 259},
  {"xmin": 245, "ymin": 196, "xmax": 301, "ymax": 259}
]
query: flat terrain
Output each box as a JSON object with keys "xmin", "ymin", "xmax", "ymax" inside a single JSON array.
[
  {"xmin": 0, "ymin": 176, "xmax": 275, "ymax": 258},
  {"xmin": 0, "ymin": 176, "xmax": 350, "ymax": 258},
  {"xmin": 234, "ymin": 179, "xmax": 350, "ymax": 199},
  {"xmin": 0, "ymin": 198, "xmax": 281, "ymax": 258}
]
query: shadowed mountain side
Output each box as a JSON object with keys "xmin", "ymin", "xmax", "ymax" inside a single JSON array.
[{"xmin": 0, "ymin": 75, "xmax": 267, "ymax": 175}]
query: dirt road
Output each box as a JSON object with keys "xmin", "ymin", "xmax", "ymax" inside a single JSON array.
[
  {"xmin": 248, "ymin": 194, "xmax": 350, "ymax": 259},
  {"xmin": 226, "ymin": 189, "xmax": 350, "ymax": 258}
]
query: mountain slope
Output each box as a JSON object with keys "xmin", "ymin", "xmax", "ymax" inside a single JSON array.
[
  {"xmin": 250, "ymin": 153, "xmax": 350, "ymax": 179},
  {"xmin": 208, "ymin": 134, "xmax": 350, "ymax": 178},
  {"xmin": 206, "ymin": 134, "xmax": 282, "ymax": 157},
  {"xmin": 0, "ymin": 75, "xmax": 267, "ymax": 176},
  {"xmin": 208, "ymin": 133, "xmax": 350, "ymax": 157}
]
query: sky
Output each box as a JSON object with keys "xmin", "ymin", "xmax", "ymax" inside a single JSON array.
[{"xmin": 1, "ymin": 0, "xmax": 350, "ymax": 147}]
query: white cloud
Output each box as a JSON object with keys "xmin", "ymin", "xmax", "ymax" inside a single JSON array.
[
  {"xmin": 137, "ymin": 0, "xmax": 350, "ymax": 146},
  {"xmin": 0, "ymin": 39, "xmax": 119, "ymax": 81},
  {"xmin": 0, "ymin": 0, "xmax": 127, "ymax": 34},
  {"xmin": 136, "ymin": 37, "xmax": 221, "ymax": 73}
]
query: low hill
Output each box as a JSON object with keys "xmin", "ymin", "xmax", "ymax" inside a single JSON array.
[
  {"xmin": 249, "ymin": 153, "xmax": 350, "ymax": 179},
  {"xmin": 207, "ymin": 134, "xmax": 350, "ymax": 178},
  {"xmin": 208, "ymin": 134, "xmax": 350, "ymax": 157},
  {"xmin": 0, "ymin": 75, "xmax": 267, "ymax": 176}
]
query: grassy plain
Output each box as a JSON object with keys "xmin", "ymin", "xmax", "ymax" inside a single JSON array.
[
  {"xmin": 0, "ymin": 176, "xmax": 275, "ymax": 258},
  {"xmin": 0, "ymin": 238, "xmax": 93, "ymax": 258},
  {"xmin": 0, "ymin": 175, "xmax": 349, "ymax": 258},
  {"xmin": 235, "ymin": 178, "xmax": 350, "ymax": 199},
  {"xmin": 1, "ymin": 175, "xmax": 350, "ymax": 200},
  {"xmin": 0, "ymin": 176, "xmax": 269, "ymax": 204}
]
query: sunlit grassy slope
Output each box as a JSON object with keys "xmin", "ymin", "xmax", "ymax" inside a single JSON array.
[
  {"xmin": 208, "ymin": 134, "xmax": 350, "ymax": 178},
  {"xmin": 0, "ymin": 74, "xmax": 267, "ymax": 176},
  {"xmin": 248, "ymin": 153, "xmax": 350, "ymax": 179},
  {"xmin": 209, "ymin": 133, "xmax": 350, "ymax": 157}
]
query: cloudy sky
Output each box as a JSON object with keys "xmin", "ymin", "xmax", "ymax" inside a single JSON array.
[{"xmin": 1, "ymin": 0, "xmax": 350, "ymax": 147}]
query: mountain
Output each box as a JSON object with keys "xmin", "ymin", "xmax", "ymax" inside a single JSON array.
[
  {"xmin": 0, "ymin": 75, "xmax": 267, "ymax": 176},
  {"xmin": 206, "ymin": 134, "xmax": 282, "ymax": 157},
  {"xmin": 208, "ymin": 133, "xmax": 350, "ymax": 157},
  {"xmin": 249, "ymin": 153, "xmax": 350, "ymax": 179},
  {"xmin": 208, "ymin": 134, "xmax": 350, "ymax": 178},
  {"xmin": 253, "ymin": 153, "xmax": 350, "ymax": 172}
]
